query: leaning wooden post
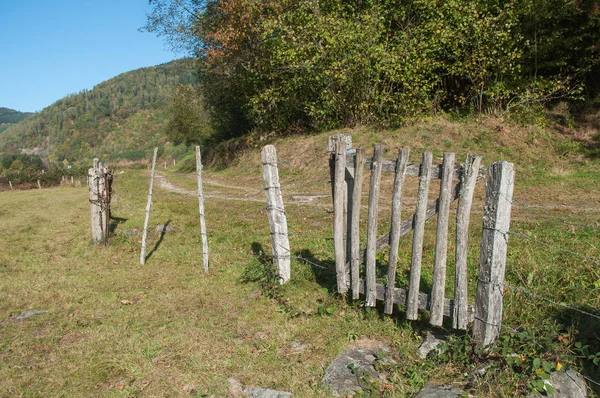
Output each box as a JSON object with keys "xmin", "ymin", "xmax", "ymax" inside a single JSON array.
[
  {"xmin": 474, "ymin": 161, "xmax": 515, "ymax": 346},
  {"xmin": 9, "ymin": 181, "xmax": 12, "ymax": 190},
  {"xmin": 333, "ymin": 140, "xmax": 348, "ymax": 293},
  {"xmin": 140, "ymin": 147, "xmax": 158, "ymax": 265},
  {"xmin": 196, "ymin": 146, "xmax": 209, "ymax": 273},
  {"xmin": 88, "ymin": 158, "xmax": 103, "ymax": 243},
  {"xmin": 262, "ymin": 145, "xmax": 291, "ymax": 284}
]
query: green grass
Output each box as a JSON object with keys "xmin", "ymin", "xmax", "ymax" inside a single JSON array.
[{"xmin": 1, "ymin": 118, "xmax": 599, "ymax": 396}]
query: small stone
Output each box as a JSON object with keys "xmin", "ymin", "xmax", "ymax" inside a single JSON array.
[
  {"xmin": 321, "ymin": 339, "xmax": 395, "ymax": 397},
  {"xmin": 228, "ymin": 378, "xmax": 292, "ymax": 398},
  {"xmin": 469, "ymin": 360, "xmax": 495, "ymax": 384},
  {"xmin": 291, "ymin": 195, "xmax": 328, "ymax": 203},
  {"xmin": 15, "ymin": 310, "xmax": 47, "ymax": 320},
  {"xmin": 290, "ymin": 340, "xmax": 308, "ymax": 352},
  {"xmin": 124, "ymin": 229, "xmax": 138, "ymax": 236},
  {"xmin": 418, "ymin": 333, "xmax": 446, "ymax": 359},
  {"xmin": 528, "ymin": 370, "xmax": 588, "ymax": 398},
  {"xmin": 414, "ymin": 383, "xmax": 463, "ymax": 398}
]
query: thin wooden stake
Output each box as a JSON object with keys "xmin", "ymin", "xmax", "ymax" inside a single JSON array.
[
  {"xmin": 9, "ymin": 181, "xmax": 12, "ymax": 190},
  {"xmin": 350, "ymin": 148, "xmax": 365, "ymax": 300},
  {"xmin": 365, "ymin": 145, "xmax": 383, "ymax": 306},
  {"xmin": 196, "ymin": 146, "xmax": 209, "ymax": 273},
  {"xmin": 453, "ymin": 154, "xmax": 482, "ymax": 329},
  {"xmin": 262, "ymin": 145, "xmax": 291, "ymax": 284},
  {"xmin": 474, "ymin": 161, "xmax": 514, "ymax": 346},
  {"xmin": 384, "ymin": 148, "xmax": 410, "ymax": 314},
  {"xmin": 333, "ymin": 140, "xmax": 348, "ymax": 293},
  {"xmin": 430, "ymin": 153, "xmax": 456, "ymax": 326},
  {"xmin": 140, "ymin": 147, "xmax": 158, "ymax": 265},
  {"xmin": 406, "ymin": 152, "xmax": 433, "ymax": 320}
]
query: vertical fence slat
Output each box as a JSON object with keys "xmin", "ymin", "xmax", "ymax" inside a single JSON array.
[
  {"xmin": 384, "ymin": 148, "xmax": 410, "ymax": 314},
  {"xmin": 140, "ymin": 147, "xmax": 158, "ymax": 265},
  {"xmin": 344, "ymin": 152, "xmax": 354, "ymax": 287},
  {"xmin": 196, "ymin": 146, "xmax": 209, "ymax": 273},
  {"xmin": 365, "ymin": 145, "xmax": 384, "ymax": 306},
  {"xmin": 406, "ymin": 152, "xmax": 433, "ymax": 320},
  {"xmin": 430, "ymin": 153, "xmax": 456, "ymax": 326},
  {"xmin": 262, "ymin": 145, "xmax": 291, "ymax": 284},
  {"xmin": 474, "ymin": 161, "xmax": 515, "ymax": 346},
  {"xmin": 351, "ymin": 148, "xmax": 365, "ymax": 300},
  {"xmin": 88, "ymin": 158, "xmax": 102, "ymax": 243},
  {"xmin": 333, "ymin": 140, "xmax": 348, "ymax": 293},
  {"xmin": 454, "ymin": 154, "xmax": 482, "ymax": 329}
]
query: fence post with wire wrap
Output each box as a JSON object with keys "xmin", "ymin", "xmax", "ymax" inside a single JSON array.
[
  {"xmin": 261, "ymin": 145, "xmax": 290, "ymax": 284},
  {"xmin": 473, "ymin": 161, "xmax": 515, "ymax": 346},
  {"xmin": 88, "ymin": 158, "xmax": 113, "ymax": 244},
  {"xmin": 196, "ymin": 145, "xmax": 209, "ymax": 273}
]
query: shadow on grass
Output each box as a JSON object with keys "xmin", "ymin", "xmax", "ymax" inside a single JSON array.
[
  {"xmin": 554, "ymin": 306, "xmax": 600, "ymax": 394},
  {"xmin": 145, "ymin": 220, "xmax": 171, "ymax": 262},
  {"xmin": 295, "ymin": 248, "xmax": 337, "ymax": 292},
  {"xmin": 108, "ymin": 215, "xmax": 128, "ymax": 234}
]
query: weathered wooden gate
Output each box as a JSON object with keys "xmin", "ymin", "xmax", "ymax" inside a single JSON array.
[{"xmin": 328, "ymin": 135, "xmax": 515, "ymax": 346}]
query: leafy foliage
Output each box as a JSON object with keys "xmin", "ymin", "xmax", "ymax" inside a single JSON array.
[{"xmin": 147, "ymin": 0, "xmax": 600, "ymax": 137}]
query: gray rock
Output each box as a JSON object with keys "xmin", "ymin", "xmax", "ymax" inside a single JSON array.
[
  {"xmin": 290, "ymin": 340, "xmax": 309, "ymax": 352},
  {"xmin": 418, "ymin": 333, "xmax": 446, "ymax": 359},
  {"xmin": 321, "ymin": 339, "xmax": 394, "ymax": 397},
  {"xmin": 528, "ymin": 370, "xmax": 588, "ymax": 398},
  {"xmin": 414, "ymin": 383, "xmax": 464, "ymax": 398},
  {"xmin": 228, "ymin": 378, "xmax": 292, "ymax": 398},
  {"xmin": 124, "ymin": 229, "xmax": 138, "ymax": 236},
  {"xmin": 290, "ymin": 195, "xmax": 328, "ymax": 203},
  {"xmin": 15, "ymin": 310, "xmax": 47, "ymax": 320}
]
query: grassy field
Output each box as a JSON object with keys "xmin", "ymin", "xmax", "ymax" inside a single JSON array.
[{"xmin": 1, "ymin": 117, "xmax": 599, "ymax": 397}]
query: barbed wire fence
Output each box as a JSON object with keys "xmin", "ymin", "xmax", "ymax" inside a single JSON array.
[
  {"xmin": 490, "ymin": 194, "xmax": 600, "ymax": 388},
  {"xmin": 147, "ymin": 151, "xmax": 600, "ymax": 388}
]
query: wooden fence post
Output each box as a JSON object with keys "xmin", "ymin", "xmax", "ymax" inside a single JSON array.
[
  {"xmin": 262, "ymin": 145, "xmax": 291, "ymax": 284},
  {"xmin": 430, "ymin": 153, "xmax": 455, "ymax": 326},
  {"xmin": 333, "ymin": 140, "xmax": 348, "ymax": 293},
  {"xmin": 196, "ymin": 146, "xmax": 209, "ymax": 273},
  {"xmin": 474, "ymin": 161, "xmax": 515, "ymax": 346},
  {"xmin": 350, "ymin": 148, "xmax": 365, "ymax": 300},
  {"xmin": 454, "ymin": 154, "xmax": 482, "ymax": 330},
  {"xmin": 406, "ymin": 152, "xmax": 433, "ymax": 320},
  {"xmin": 88, "ymin": 158, "xmax": 103, "ymax": 243},
  {"xmin": 365, "ymin": 145, "xmax": 384, "ymax": 306},
  {"xmin": 140, "ymin": 148, "xmax": 158, "ymax": 265}
]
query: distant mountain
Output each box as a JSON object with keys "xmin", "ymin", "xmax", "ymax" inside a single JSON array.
[
  {"xmin": 0, "ymin": 58, "xmax": 197, "ymax": 164},
  {"xmin": 0, "ymin": 107, "xmax": 33, "ymax": 124}
]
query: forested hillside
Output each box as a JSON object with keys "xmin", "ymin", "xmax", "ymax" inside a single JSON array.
[
  {"xmin": 0, "ymin": 58, "xmax": 197, "ymax": 165},
  {"xmin": 0, "ymin": 107, "xmax": 33, "ymax": 135}
]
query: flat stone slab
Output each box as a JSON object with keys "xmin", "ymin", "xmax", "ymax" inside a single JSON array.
[
  {"xmin": 321, "ymin": 339, "xmax": 394, "ymax": 397},
  {"xmin": 528, "ymin": 370, "xmax": 588, "ymax": 398},
  {"xmin": 15, "ymin": 310, "xmax": 47, "ymax": 320},
  {"xmin": 228, "ymin": 378, "xmax": 292, "ymax": 398},
  {"xmin": 415, "ymin": 383, "xmax": 463, "ymax": 398}
]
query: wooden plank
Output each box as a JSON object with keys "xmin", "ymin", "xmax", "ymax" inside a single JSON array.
[
  {"xmin": 344, "ymin": 157, "xmax": 354, "ymax": 287},
  {"xmin": 350, "ymin": 148, "xmax": 365, "ymax": 300},
  {"xmin": 333, "ymin": 140, "xmax": 348, "ymax": 293},
  {"xmin": 196, "ymin": 146, "xmax": 210, "ymax": 273},
  {"xmin": 140, "ymin": 148, "xmax": 158, "ymax": 265},
  {"xmin": 474, "ymin": 161, "xmax": 515, "ymax": 346},
  {"xmin": 365, "ymin": 145, "xmax": 384, "ymax": 306},
  {"xmin": 88, "ymin": 158, "xmax": 102, "ymax": 244},
  {"xmin": 360, "ymin": 182, "xmax": 461, "ymax": 263},
  {"xmin": 430, "ymin": 153, "xmax": 455, "ymax": 326},
  {"xmin": 346, "ymin": 154, "xmax": 486, "ymax": 180},
  {"xmin": 262, "ymin": 145, "xmax": 291, "ymax": 284},
  {"xmin": 453, "ymin": 154, "xmax": 482, "ymax": 330},
  {"xmin": 358, "ymin": 279, "xmax": 475, "ymax": 322},
  {"xmin": 384, "ymin": 148, "xmax": 410, "ymax": 314},
  {"xmin": 406, "ymin": 152, "xmax": 433, "ymax": 320}
]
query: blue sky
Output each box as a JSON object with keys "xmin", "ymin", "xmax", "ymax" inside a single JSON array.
[{"xmin": 0, "ymin": 1, "xmax": 179, "ymax": 113}]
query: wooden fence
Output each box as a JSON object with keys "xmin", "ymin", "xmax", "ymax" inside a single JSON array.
[{"xmin": 328, "ymin": 135, "xmax": 514, "ymax": 346}]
